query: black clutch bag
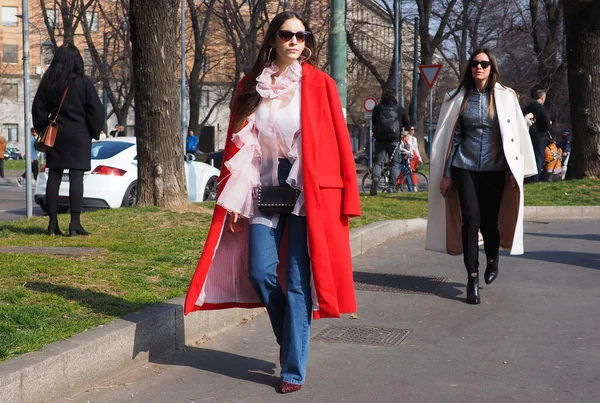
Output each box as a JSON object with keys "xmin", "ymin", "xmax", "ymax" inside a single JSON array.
[{"xmin": 256, "ymin": 185, "xmax": 300, "ymax": 215}]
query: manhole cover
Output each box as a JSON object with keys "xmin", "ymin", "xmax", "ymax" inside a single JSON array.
[
  {"xmin": 312, "ymin": 325, "xmax": 411, "ymax": 347},
  {"xmin": 354, "ymin": 272, "xmax": 447, "ymax": 294},
  {"xmin": 0, "ymin": 246, "xmax": 103, "ymax": 256}
]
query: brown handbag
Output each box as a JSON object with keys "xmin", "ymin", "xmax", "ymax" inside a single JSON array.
[{"xmin": 35, "ymin": 87, "xmax": 69, "ymax": 152}]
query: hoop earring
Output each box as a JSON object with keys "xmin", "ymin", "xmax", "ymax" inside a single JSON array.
[
  {"xmin": 267, "ymin": 47, "xmax": 274, "ymax": 64},
  {"xmin": 299, "ymin": 47, "xmax": 312, "ymax": 62}
]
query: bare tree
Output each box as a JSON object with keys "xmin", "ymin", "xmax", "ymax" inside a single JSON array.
[
  {"xmin": 38, "ymin": 0, "xmax": 94, "ymax": 46},
  {"xmin": 563, "ymin": 0, "xmax": 600, "ymax": 178},
  {"xmin": 81, "ymin": 0, "xmax": 134, "ymax": 129},
  {"xmin": 130, "ymin": 0, "xmax": 187, "ymax": 207}
]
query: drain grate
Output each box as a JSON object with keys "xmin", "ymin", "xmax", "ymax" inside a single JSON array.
[
  {"xmin": 312, "ymin": 325, "xmax": 411, "ymax": 347},
  {"xmin": 354, "ymin": 272, "xmax": 447, "ymax": 295}
]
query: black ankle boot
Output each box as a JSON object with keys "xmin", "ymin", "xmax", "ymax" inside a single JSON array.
[
  {"xmin": 466, "ymin": 273, "xmax": 480, "ymax": 304},
  {"xmin": 484, "ymin": 256, "xmax": 499, "ymax": 285},
  {"xmin": 68, "ymin": 225, "xmax": 90, "ymax": 237},
  {"xmin": 45, "ymin": 225, "xmax": 63, "ymax": 236}
]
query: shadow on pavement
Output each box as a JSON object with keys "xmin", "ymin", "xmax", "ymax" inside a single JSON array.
[
  {"xmin": 525, "ymin": 232, "xmax": 600, "ymax": 242},
  {"xmin": 152, "ymin": 347, "xmax": 279, "ymax": 390},
  {"xmin": 520, "ymin": 250, "xmax": 600, "ymax": 270}
]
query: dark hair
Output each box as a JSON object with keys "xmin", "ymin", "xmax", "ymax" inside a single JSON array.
[
  {"xmin": 38, "ymin": 43, "xmax": 84, "ymax": 101},
  {"xmin": 533, "ymin": 88, "xmax": 546, "ymax": 100},
  {"xmin": 449, "ymin": 48, "xmax": 503, "ymax": 119},
  {"xmin": 231, "ymin": 12, "xmax": 316, "ymax": 132},
  {"xmin": 381, "ymin": 88, "xmax": 397, "ymax": 104}
]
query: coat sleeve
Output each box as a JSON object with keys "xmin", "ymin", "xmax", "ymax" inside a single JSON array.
[
  {"xmin": 325, "ymin": 77, "xmax": 361, "ymax": 217},
  {"xmin": 84, "ymin": 78, "xmax": 105, "ymax": 140},
  {"xmin": 512, "ymin": 92, "xmax": 538, "ymax": 177},
  {"xmin": 32, "ymin": 89, "xmax": 48, "ymax": 134}
]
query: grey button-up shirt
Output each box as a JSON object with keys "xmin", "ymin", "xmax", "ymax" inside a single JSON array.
[{"xmin": 444, "ymin": 88, "xmax": 509, "ymax": 177}]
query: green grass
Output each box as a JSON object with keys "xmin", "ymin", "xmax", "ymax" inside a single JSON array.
[
  {"xmin": 0, "ymin": 178, "xmax": 598, "ymax": 362},
  {"xmin": 3, "ymin": 159, "xmax": 26, "ymax": 171}
]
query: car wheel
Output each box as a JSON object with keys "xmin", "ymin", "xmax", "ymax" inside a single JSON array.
[
  {"xmin": 57, "ymin": 206, "xmax": 69, "ymax": 214},
  {"xmin": 38, "ymin": 200, "xmax": 49, "ymax": 214},
  {"xmin": 203, "ymin": 176, "xmax": 218, "ymax": 201},
  {"xmin": 121, "ymin": 181, "xmax": 138, "ymax": 207}
]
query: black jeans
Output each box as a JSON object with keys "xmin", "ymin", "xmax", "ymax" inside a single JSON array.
[
  {"xmin": 372, "ymin": 141, "xmax": 400, "ymax": 182},
  {"xmin": 21, "ymin": 160, "xmax": 39, "ymax": 180},
  {"xmin": 46, "ymin": 168, "xmax": 84, "ymax": 214},
  {"xmin": 451, "ymin": 167, "xmax": 506, "ymax": 274}
]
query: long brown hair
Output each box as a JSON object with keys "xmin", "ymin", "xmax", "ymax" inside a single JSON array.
[
  {"xmin": 449, "ymin": 48, "xmax": 503, "ymax": 119},
  {"xmin": 230, "ymin": 12, "xmax": 317, "ymax": 132}
]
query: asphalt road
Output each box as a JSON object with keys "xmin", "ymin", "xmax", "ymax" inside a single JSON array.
[
  {"xmin": 59, "ymin": 219, "xmax": 600, "ymax": 403},
  {"xmin": 0, "ymin": 175, "xmax": 45, "ymax": 221}
]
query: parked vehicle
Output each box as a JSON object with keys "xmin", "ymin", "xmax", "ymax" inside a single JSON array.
[
  {"xmin": 4, "ymin": 147, "xmax": 23, "ymax": 160},
  {"xmin": 34, "ymin": 138, "xmax": 220, "ymax": 213}
]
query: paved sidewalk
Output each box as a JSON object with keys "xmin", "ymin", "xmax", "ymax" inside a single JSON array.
[{"xmin": 60, "ymin": 219, "xmax": 600, "ymax": 403}]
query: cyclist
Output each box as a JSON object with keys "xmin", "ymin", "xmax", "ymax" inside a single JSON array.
[{"xmin": 370, "ymin": 89, "xmax": 410, "ymax": 195}]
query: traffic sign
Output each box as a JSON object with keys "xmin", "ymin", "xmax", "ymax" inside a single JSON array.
[
  {"xmin": 363, "ymin": 97, "xmax": 377, "ymax": 112},
  {"xmin": 418, "ymin": 64, "xmax": 443, "ymax": 89}
]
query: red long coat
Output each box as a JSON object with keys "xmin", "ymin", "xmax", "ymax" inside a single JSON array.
[{"xmin": 184, "ymin": 63, "xmax": 361, "ymax": 319}]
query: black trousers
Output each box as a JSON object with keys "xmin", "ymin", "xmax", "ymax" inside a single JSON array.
[
  {"xmin": 451, "ymin": 167, "xmax": 506, "ymax": 274},
  {"xmin": 46, "ymin": 168, "xmax": 84, "ymax": 214}
]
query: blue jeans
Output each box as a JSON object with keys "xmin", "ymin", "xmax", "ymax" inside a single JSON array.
[
  {"xmin": 248, "ymin": 158, "xmax": 312, "ymax": 385},
  {"xmin": 399, "ymin": 162, "xmax": 414, "ymax": 191},
  {"xmin": 529, "ymin": 139, "xmax": 547, "ymax": 182}
]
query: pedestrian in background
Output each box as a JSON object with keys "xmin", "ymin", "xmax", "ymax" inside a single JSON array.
[
  {"xmin": 370, "ymin": 89, "xmax": 410, "ymax": 195},
  {"xmin": 523, "ymin": 88, "xmax": 552, "ymax": 182},
  {"xmin": 186, "ymin": 130, "xmax": 199, "ymax": 157},
  {"xmin": 32, "ymin": 43, "xmax": 104, "ymax": 236},
  {"xmin": 0, "ymin": 135, "xmax": 6, "ymax": 179},
  {"xmin": 16, "ymin": 128, "xmax": 40, "ymax": 187},
  {"xmin": 184, "ymin": 11, "xmax": 360, "ymax": 394},
  {"xmin": 426, "ymin": 48, "xmax": 536, "ymax": 304}
]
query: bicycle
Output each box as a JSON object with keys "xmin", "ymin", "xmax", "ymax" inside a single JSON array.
[{"xmin": 360, "ymin": 146, "xmax": 429, "ymax": 193}]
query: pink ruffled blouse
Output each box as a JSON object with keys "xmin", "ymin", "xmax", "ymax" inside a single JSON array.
[{"xmin": 216, "ymin": 60, "xmax": 304, "ymax": 228}]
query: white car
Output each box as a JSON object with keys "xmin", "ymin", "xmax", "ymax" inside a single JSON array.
[{"xmin": 34, "ymin": 137, "xmax": 220, "ymax": 213}]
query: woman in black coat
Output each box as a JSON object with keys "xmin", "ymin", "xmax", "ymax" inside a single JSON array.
[{"xmin": 32, "ymin": 43, "xmax": 104, "ymax": 236}]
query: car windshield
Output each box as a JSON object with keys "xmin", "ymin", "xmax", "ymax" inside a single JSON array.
[{"xmin": 91, "ymin": 141, "xmax": 134, "ymax": 160}]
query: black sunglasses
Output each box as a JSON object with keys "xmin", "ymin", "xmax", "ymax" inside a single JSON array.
[
  {"xmin": 470, "ymin": 60, "xmax": 491, "ymax": 69},
  {"xmin": 278, "ymin": 30, "xmax": 311, "ymax": 43}
]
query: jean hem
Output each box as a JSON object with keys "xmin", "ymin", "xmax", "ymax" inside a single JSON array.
[{"xmin": 280, "ymin": 377, "xmax": 304, "ymax": 385}]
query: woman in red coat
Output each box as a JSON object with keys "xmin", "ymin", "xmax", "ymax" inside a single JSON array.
[{"xmin": 184, "ymin": 12, "xmax": 360, "ymax": 393}]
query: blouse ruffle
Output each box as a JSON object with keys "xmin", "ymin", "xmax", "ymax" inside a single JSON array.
[{"xmin": 217, "ymin": 61, "xmax": 304, "ymax": 223}]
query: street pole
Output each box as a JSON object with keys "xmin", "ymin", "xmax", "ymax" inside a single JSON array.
[
  {"xmin": 393, "ymin": 0, "xmax": 399, "ymax": 103},
  {"xmin": 180, "ymin": 0, "xmax": 187, "ymax": 154},
  {"xmin": 103, "ymin": 31, "xmax": 108, "ymax": 134},
  {"xmin": 399, "ymin": 0, "xmax": 404, "ymax": 107},
  {"xmin": 411, "ymin": 16, "xmax": 419, "ymax": 128},
  {"xmin": 22, "ymin": 0, "xmax": 33, "ymax": 218},
  {"xmin": 329, "ymin": 0, "xmax": 347, "ymax": 112}
]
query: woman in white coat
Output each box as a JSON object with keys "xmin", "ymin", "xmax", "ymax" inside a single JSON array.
[{"xmin": 426, "ymin": 49, "xmax": 536, "ymax": 304}]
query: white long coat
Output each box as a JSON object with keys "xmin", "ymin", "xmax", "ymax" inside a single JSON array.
[{"xmin": 425, "ymin": 83, "xmax": 537, "ymax": 256}]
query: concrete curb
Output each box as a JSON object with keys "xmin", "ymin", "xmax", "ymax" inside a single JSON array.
[
  {"xmin": 1, "ymin": 208, "xmax": 599, "ymax": 403},
  {"xmin": 0, "ymin": 218, "xmax": 427, "ymax": 403}
]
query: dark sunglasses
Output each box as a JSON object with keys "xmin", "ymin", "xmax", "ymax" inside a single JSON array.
[
  {"xmin": 470, "ymin": 60, "xmax": 491, "ymax": 69},
  {"xmin": 278, "ymin": 30, "xmax": 311, "ymax": 43}
]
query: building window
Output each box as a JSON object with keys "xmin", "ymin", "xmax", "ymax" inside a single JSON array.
[
  {"xmin": 86, "ymin": 11, "xmax": 98, "ymax": 32},
  {"xmin": 200, "ymin": 55, "xmax": 210, "ymax": 73},
  {"xmin": 4, "ymin": 124, "xmax": 19, "ymax": 142},
  {"xmin": 201, "ymin": 90, "xmax": 209, "ymax": 107},
  {"xmin": 2, "ymin": 6, "xmax": 18, "ymax": 27},
  {"xmin": 1, "ymin": 83, "xmax": 18, "ymax": 99},
  {"xmin": 82, "ymin": 49, "xmax": 93, "ymax": 76},
  {"xmin": 46, "ymin": 9, "xmax": 59, "ymax": 29},
  {"xmin": 2, "ymin": 44, "xmax": 19, "ymax": 64}
]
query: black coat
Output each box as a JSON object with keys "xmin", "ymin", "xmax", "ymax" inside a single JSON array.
[
  {"xmin": 522, "ymin": 101, "xmax": 551, "ymax": 143},
  {"xmin": 32, "ymin": 76, "xmax": 104, "ymax": 170}
]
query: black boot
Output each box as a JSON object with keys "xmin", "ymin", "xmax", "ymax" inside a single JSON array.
[
  {"xmin": 69, "ymin": 212, "xmax": 90, "ymax": 236},
  {"xmin": 46, "ymin": 215, "xmax": 62, "ymax": 236},
  {"xmin": 370, "ymin": 179, "xmax": 379, "ymax": 196},
  {"xmin": 484, "ymin": 255, "xmax": 499, "ymax": 285},
  {"xmin": 466, "ymin": 273, "xmax": 480, "ymax": 304}
]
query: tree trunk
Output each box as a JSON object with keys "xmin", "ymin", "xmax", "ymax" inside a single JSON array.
[
  {"xmin": 130, "ymin": 0, "xmax": 187, "ymax": 207},
  {"xmin": 564, "ymin": 0, "xmax": 600, "ymax": 178}
]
